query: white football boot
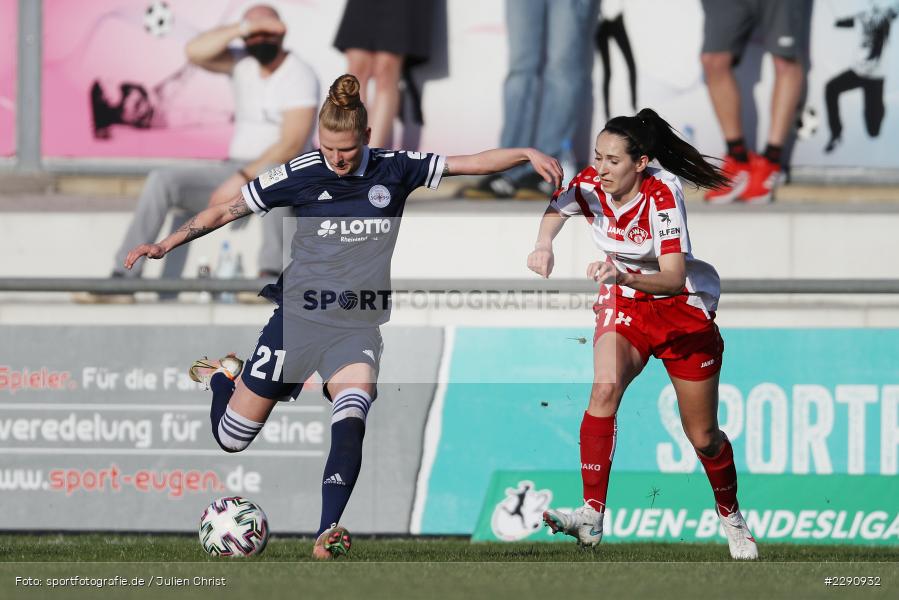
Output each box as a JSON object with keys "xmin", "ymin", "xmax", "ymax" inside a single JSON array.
[
  {"xmin": 718, "ymin": 508, "xmax": 759, "ymax": 560},
  {"xmin": 188, "ymin": 354, "xmax": 243, "ymax": 389},
  {"xmin": 543, "ymin": 503, "xmax": 604, "ymax": 547}
]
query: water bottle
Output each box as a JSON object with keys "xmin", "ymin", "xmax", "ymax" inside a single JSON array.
[
  {"xmin": 559, "ymin": 138, "xmax": 577, "ymax": 188},
  {"xmin": 216, "ymin": 241, "xmax": 239, "ymax": 303},
  {"xmin": 197, "ymin": 256, "xmax": 212, "ymax": 304}
]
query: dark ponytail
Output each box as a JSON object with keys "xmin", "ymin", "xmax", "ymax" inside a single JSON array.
[{"xmin": 602, "ymin": 108, "xmax": 728, "ymax": 190}]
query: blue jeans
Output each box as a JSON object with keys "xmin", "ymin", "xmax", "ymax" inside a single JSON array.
[{"xmin": 500, "ymin": 0, "xmax": 599, "ymax": 181}]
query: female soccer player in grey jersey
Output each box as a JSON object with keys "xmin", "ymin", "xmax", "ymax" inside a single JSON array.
[{"xmin": 125, "ymin": 74, "xmax": 561, "ymax": 559}]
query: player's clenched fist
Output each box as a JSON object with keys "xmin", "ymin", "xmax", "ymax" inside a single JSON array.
[
  {"xmin": 587, "ymin": 260, "xmax": 628, "ymax": 285},
  {"xmin": 527, "ymin": 246, "xmax": 555, "ymax": 278}
]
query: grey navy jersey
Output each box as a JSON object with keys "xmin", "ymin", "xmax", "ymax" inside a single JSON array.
[{"xmin": 240, "ymin": 146, "xmax": 446, "ymax": 327}]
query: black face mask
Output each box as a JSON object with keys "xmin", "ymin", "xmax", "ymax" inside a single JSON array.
[{"xmin": 246, "ymin": 42, "xmax": 280, "ymax": 65}]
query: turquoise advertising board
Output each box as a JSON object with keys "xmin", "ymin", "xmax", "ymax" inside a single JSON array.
[{"xmin": 418, "ymin": 328, "xmax": 899, "ymax": 541}]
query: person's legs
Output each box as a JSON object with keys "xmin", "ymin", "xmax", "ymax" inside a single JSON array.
[
  {"xmin": 344, "ymin": 48, "xmax": 374, "ymax": 103},
  {"xmin": 671, "ymin": 372, "xmax": 738, "ymax": 508},
  {"xmin": 610, "ymin": 15, "xmax": 638, "ymax": 113},
  {"xmin": 368, "ymin": 51, "xmax": 404, "ymax": 148},
  {"xmin": 699, "ymin": 0, "xmax": 755, "ymax": 170},
  {"xmin": 738, "ymin": 0, "xmax": 810, "ymax": 202},
  {"xmin": 824, "ymin": 70, "xmax": 857, "ymax": 150},
  {"xmin": 700, "ymin": 0, "xmax": 753, "ymax": 142},
  {"xmin": 508, "ymin": 0, "xmax": 596, "ymax": 195},
  {"xmin": 189, "ymin": 354, "xmax": 278, "ymax": 452},
  {"xmin": 311, "ymin": 324, "xmax": 382, "ymax": 558},
  {"xmin": 210, "ymin": 374, "xmax": 278, "ymax": 451},
  {"xmin": 863, "ymin": 77, "xmax": 886, "ymax": 137},
  {"xmin": 500, "ymin": 0, "xmax": 546, "ymax": 152},
  {"xmin": 317, "ymin": 362, "xmax": 377, "ymax": 537},
  {"xmin": 739, "ymin": 52, "xmax": 802, "ymax": 203},
  {"xmin": 701, "ymin": 51, "xmax": 743, "ymax": 142},
  {"xmin": 258, "ymin": 207, "xmax": 294, "ymax": 277},
  {"xmin": 581, "ymin": 332, "xmax": 645, "ymax": 509},
  {"xmin": 113, "ymin": 164, "xmax": 233, "ymax": 277},
  {"xmin": 767, "ymin": 55, "xmax": 804, "ymax": 149},
  {"xmin": 670, "ymin": 372, "xmax": 737, "ymax": 510},
  {"xmin": 759, "ymin": 0, "xmax": 809, "ymax": 151},
  {"xmin": 543, "ymin": 330, "xmax": 645, "ymax": 545},
  {"xmin": 595, "ymin": 19, "xmax": 613, "ymax": 121},
  {"xmin": 533, "ymin": 0, "xmax": 599, "ymax": 163},
  {"xmin": 671, "ymin": 372, "xmax": 758, "ymax": 559},
  {"xmin": 462, "ymin": 0, "xmax": 545, "ymax": 198}
]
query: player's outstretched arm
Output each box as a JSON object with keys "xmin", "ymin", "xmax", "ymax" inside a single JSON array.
[
  {"xmin": 124, "ymin": 195, "xmax": 252, "ymax": 270},
  {"xmin": 445, "ymin": 148, "xmax": 562, "ymax": 189},
  {"xmin": 527, "ymin": 207, "xmax": 568, "ymax": 278}
]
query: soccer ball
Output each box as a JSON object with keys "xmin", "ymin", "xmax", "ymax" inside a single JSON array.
[
  {"xmin": 143, "ymin": 1, "xmax": 174, "ymax": 38},
  {"xmin": 198, "ymin": 496, "xmax": 269, "ymax": 557},
  {"xmin": 796, "ymin": 105, "xmax": 819, "ymax": 141}
]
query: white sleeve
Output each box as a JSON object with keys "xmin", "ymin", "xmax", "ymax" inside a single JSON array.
[
  {"xmin": 241, "ymin": 182, "xmax": 267, "ymax": 216},
  {"xmin": 277, "ymin": 57, "xmax": 320, "ymax": 111},
  {"xmin": 549, "ymin": 185, "xmax": 583, "ymax": 216},
  {"xmin": 651, "ymin": 182, "xmax": 691, "ymax": 256}
]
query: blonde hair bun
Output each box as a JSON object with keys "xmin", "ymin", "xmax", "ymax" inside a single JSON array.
[{"xmin": 328, "ymin": 74, "xmax": 363, "ymax": 111}]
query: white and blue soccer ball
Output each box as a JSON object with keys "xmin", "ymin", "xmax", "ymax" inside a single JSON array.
[
  {"xmin": 144, "ymin": 1, "xmax": 174, "ymax": 37},
  {"xmin": 796, "ymin": 105, "xmax": 819, "ymax": 141},
  {"xmin": 199, "ymin": 496, "xmax": 269, "ymax": 557}
]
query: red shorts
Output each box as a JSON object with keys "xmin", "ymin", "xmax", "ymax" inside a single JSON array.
[{"xmin": 592, "ymin": 295, "xmax": 724, "ymax": 381}]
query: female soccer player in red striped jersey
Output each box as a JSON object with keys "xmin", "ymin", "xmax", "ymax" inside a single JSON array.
[{"xmin": 527, "ymin": 108, "xmax": 758, "ymax": 560}]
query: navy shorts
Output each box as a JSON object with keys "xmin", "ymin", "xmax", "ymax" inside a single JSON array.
[{"xmin": 241, "ymin": 305, "xmax": 384, "ymax": 402}]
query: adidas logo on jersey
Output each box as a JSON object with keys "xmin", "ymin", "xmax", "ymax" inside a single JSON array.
[
  {"xmin": 362, "ymin": 349, "xmax": 375, "ymax": 361},
  {"xmin": 318, "ymin": 190, "xmax": 333, "ymax": 201},
  {"xmin": 323, "ymin": 473, "xmax": 346, "ymax": 486}
]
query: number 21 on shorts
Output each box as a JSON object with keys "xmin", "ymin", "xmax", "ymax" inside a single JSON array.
[{"xmin": 250, "ymin": 345, "xmax": 286, "ymax": 381}]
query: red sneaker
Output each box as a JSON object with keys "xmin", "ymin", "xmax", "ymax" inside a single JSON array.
[
  {"xmin": 740, "ymin": 153, "xmax": 781, "ymax": 204},
  {"xmin": 704, "ymin": 156, "xmax": 750, "ymax": 204}
]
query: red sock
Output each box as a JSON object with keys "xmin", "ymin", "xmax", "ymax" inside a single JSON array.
[
  {"xmin": 580, "ymin": 412, "xmax": 616, "ymax": 511},
  {"xmin": 697, "ymin": 437, "xmax": 739, "ymax": 516}
]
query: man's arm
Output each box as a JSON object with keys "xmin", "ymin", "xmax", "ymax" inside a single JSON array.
[
  {"xmin": 208, "ymin": 106, "xmax": 316, "ymax": 207},
  {"xmin": 185, "ymin": 23, "xmax": 244, "ymax": 74},
  {"xmin": 240, "ymin": 106, "xmax": 317, "ymax": 179},
  {"xmin": 124, "ymin": 197, "xmax": 252, "ymax": 269},
  {"xmin": 185, "ymin": 16, "xmax": 285, "ymax": 74}
]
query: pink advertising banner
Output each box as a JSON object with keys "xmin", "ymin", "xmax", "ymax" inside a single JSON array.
[
  {"xmin": 0, "ymin": 0, "xmax": 16, "ymax": 157},
  {"xmin": 41, "ymin": 0, "xmax": 240, "ymax": 159}
]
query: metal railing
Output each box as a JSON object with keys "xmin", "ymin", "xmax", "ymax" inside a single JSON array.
[{"xmin": 1, "ymin": 278, "xmax": 899, "ymax": 294}]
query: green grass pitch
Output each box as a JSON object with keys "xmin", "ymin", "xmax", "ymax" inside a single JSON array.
[{"xmin": 1, "ymin": 535, "xmax": 896, "ymax": 600}]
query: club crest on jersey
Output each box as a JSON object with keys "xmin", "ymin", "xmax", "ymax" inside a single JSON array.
[
  {"xmin": 626, "ymin": 225, "xmax": 650, "ymax": 245},
  {"xmin": 368, "ymin": 184, "xmax": 391, "ymax": 208}
]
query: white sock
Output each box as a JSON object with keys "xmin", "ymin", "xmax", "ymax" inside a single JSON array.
[
  {"xmin": 217, "ymin": 406, "xmax": 264, "ymax": 452},
  {"xmin": 331, "ymin": 388, "xmax": 373, "ymax": 424}
]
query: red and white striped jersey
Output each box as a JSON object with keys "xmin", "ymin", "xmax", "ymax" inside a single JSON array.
[{"xmin": 550, "ymin": 165, "xmax": 721, "ymax": 314}]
